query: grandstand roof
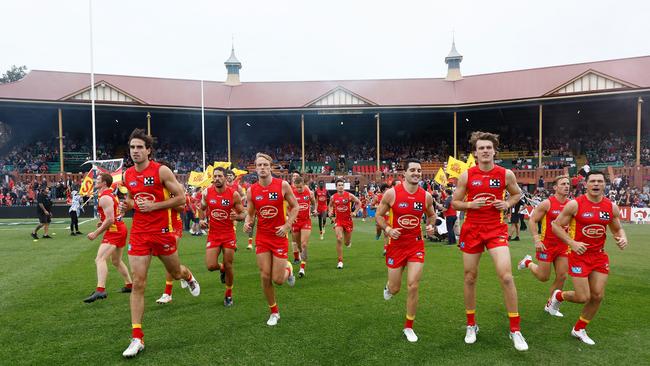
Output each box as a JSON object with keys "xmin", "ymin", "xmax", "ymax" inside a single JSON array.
[{"xmin": 1, "ymin": 55, "xmax": 649, "ymax": 109}]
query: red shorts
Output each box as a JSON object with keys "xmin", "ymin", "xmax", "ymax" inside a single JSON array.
[
  {"xmin": 102, "ymin": 226, "xmax": 127, "ymax": 248},
  {"xmin": 458, "ymin": 222, "xmax": 509, "ymax": 254},
  {"xmin": 536, "ymin": 243, "xmax": 569, "ymax": 262},
  {"xmin": 386, "ymin": 243, "xmax": 425, "ymax": 268},
  {"xmin": 318, "ymin": 207, "xmax": 328, "ymax": 214},
  {"xmin": 292, "ymin": 220, "xmax": 312, "ymax": 232},
  {"xmin": 206, "ymin": 234, "xmax": 236, "ymax": 250},
  {"xmin": 568, "ymin": 251, "xmax": 609, "ymax": 277},
  {"xmin": 255, "ymin": 236, "xmax": 289, "ymax": 259},
  {"xmin": 335, "ymin": 221, "xmax": 353, "ymax": 233},
  {"xmin": 128, "ymin": 231, "xmax": 178, "ymax": 256},
  {"xmin": 173, "ymin": 225, "xmax": 183, "ymax": 239}
]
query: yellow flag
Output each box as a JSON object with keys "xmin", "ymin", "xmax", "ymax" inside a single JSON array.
[
  {"xmin": 434, "ymin": 168, "xmax": 448, "ymax": 186},
  {"xmin": 213, "ymin": 161, "xmax": 232, "ymax": 169},
  {"xmin": 445, "ymin": 156, "xmax": 468, "ymax": 178},
  {"xmin": 466, "ymin": 154, "xmax": 476, "ymax": 168},
  {"xmin": 188, "ymin": 171, "xmax": 208, "ymax": 187},
  {"xmin": 78, "ymin": 170, "xmax": 94, "ymax": 196},
  {"xmin": 232, "ymin": 168, "xmax": 248, "ymax": 176}
]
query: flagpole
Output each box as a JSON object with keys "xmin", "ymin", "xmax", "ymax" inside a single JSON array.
[
  {"xmin": 88, "ymin": 0, "xmax": 97, "ymax": 161},
  {"xmin": 201, "ymin": 79, "xmax": 206, "ymax": 171}
]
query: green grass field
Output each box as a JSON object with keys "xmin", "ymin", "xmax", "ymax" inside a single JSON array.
[{"xmin": 0, "ymin": 217, "xmax": 648, "ymax": 365}]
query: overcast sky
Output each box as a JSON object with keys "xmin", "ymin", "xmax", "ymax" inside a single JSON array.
[{"xmin": 2, "ymin": 0, "xmax": 650, "ymax": 82}]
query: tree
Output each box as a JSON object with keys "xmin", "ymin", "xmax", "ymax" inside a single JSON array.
[{"xmin": 0, "ymin": 65, "xmax": 27, "ymax": 84}]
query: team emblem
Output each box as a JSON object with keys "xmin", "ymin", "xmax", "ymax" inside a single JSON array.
[
  {"xmin": 259, "ymin": 205, "xmax": 279, "ymax": 219},
  {"xmin": 211, "ymin": 209, "xmax": 229, "ymax": 220},
  {"xmin": 268, "ymin": 192, "xmax": 278, "ymax": 200},
  {"xmin": 143, "ymin": 176, "xmax": 155, "ymax": 186},
  {"xmin": 397, "ymin": 214, "xmax": 419, "ymax": 229},
  {"xmin": 221, "ymin": 199, "xmax": 231, "ymax": 206},
  {"xmin": 489, "ymin": 179, "xmax": 501, "ymax": 188},
  {"xmin": 582, "ymin": 224, "xmax": 605, "ymax": 239},
  {"xmin": 599, "ymin": 211, "xmax": 610, "ymax": 220},
  {"xmin": 413, "ymin": 202, "xmax": 423, "ymax": 211}
]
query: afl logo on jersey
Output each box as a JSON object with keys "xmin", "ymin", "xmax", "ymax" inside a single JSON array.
[
  {"xmin": 551, "ymin": 210, "xmax": 561, "ymax": 215},
  {"xmin": 473, "ymin": 192, "xmax": 496, "ymax": 205},
  {"xmin": 582, "ymin": 212, "xmax": 594, "ymax": 218},
  {"xmin": 397, "ymin": 214, "xmax": 420, "ymax": 229},
  {"xmin": 255, "ymin": 195, "xmax": 264, "ymax": 201},
  {"xmin": 398, "ymin": 202, "xmax": 409, "ymax": 208},
  {"xmin": 259, "ymin": 205, "xmax": 279, "ymax": 219},
  {"xmin": 582, "ymin": 224, "xmax": 606, "ymax": 239},
  {"xmin": 471, "ymin": 180, "xmax": 482, "ymax": 187},
  {"xmin": 209, "ymin": 199, "xmax": 217, "ymax": 205},
  {"xmin": 129, "ymin": 181, "xmax": 137, "ymax": 187},
  {"xmin": 211, "ymin": 209, "xmax": 229, "ymax": 220},
  {"xmin": 134, "ymin": 192, "xmax": 156, "ymax": 204}
]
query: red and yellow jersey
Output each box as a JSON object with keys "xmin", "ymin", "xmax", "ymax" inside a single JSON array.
[
  {"xmin": 539, "ymin": 195, "xmax": 568, "ymax": 246},
  {"xmin": 315, "ymin": 188, "xmax": 328, "ymax": 211},
  {"xmin": 124, "ymin": 160, "xmax": 174, "ymax": 234},
  {"xmin": 292, "ymin": 187, "xmax": 312, "ymax": 224},
  {"xmin": 332, "ymin": 191, "xmax": 353, "ymax": 223},
  {"xmin": 569, "ymin": 195, "xmax": 613, "ymax": 253},
  {"xmin": 205, "ymin": 185, "xmax": 236, "ymax": 241},
  {"xmin": 250, "ymin": 178, "xmax": 287, "ymax": 239},
  {"xmin": 464, "ymin": 165, "xmax": 507, "ymax": 225},
  {"xmin": 389, "ymin": 184, "xmax": 426, "ymax": 246},
  {"xmin": 98, "ymin": 188, "xmax": 125, "ymax": 233}
]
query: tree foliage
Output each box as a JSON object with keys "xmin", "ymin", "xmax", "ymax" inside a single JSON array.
[{"xmin": 0, "ymin": 65, "xmax": 27, "ymax": 84}]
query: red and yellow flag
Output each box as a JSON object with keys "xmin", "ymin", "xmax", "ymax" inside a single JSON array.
[
  {"xmin": 445, "ymin": 156, "xmax": 468, "ymax": 179},
  {"xmin": 78, "ymin": 170, "xmax": 95, "ymax": 196}
]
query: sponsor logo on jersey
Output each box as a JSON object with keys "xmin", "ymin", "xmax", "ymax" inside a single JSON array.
[
  {"xmin": 582, "ymin": 224, "xmax": 606, "ymax": 239},
  {"xmin": 387, "ymin": 258, "xmax": 394, "ymax": 265},
  {"xmin": 143, "ymin": 176, "xmax": 155, "ymax": 186},
  {"xmin": 398, "ymin": 214, "xmax": 420, "ymax": 229},
  {"xmin": 599, "ymin": 211, "xmax": 610, "ymax": 220},
  {"xmin": 221, "ymin": 199, "xmax": 231, "ymax": 206},
  {"xmin": 211, "ymin": 209, "xmax": 229, "ymax": 220},
  {"xmin": 413, "ymin": 202, "xmax": 423, "ymax": 211},
  {"xmin": 268, "ymin": 192, "xmax": 279, "ymax": 200},
  {"xmin": 259, "ymin": 205, "xmax": 279, "ymax": 219},
  {"xmin": 539, "ymin": 253, "xmax": 548, "ymax": 260},
  {"xmin": 571, "ymin": 266, "xmax": 582, "ymax": 274},
  {"xmin": 489, "ymin": 179, "xmax": 501, "ymax": 188}
]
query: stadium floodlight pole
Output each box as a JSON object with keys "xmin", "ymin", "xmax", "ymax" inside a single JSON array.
[
  {"xmin": 201, "ymin": 79, "xmax": 206, "ymax": 171},
  {"xmin": 88, "ymin": 0, "xmax": 97, "ymax": 161},
  {"xmin": 538, "ymin": 104, "xmax": 543, "ymax": 168},
  {"xmin": 301, "ymin": 114, "xmax": 305, "ymax": 173},
  {"xmin": 376, "ymin": 113, "xmax": 380, "ymax": 171},
  {"xmin": 637, "ymin": 96, "xmax": 643, "ymax": 167}
]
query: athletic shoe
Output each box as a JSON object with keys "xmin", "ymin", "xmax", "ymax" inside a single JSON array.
[
  {"xmin": 75, "ymin": 231, "xmax": 83, "ymax": 235},
  {"xmin": 510, "ymin": 331, "xmax": 529, "ymax": 351},
  {"xmin": 247, "ymin": 244, "xmax": 253, "ymax": 250},
  {"xmin": 220, "ymin": 270, "xmax": 226, "ymax": 284},
  {"xmin": 345, "ymin": 242, "xmax": 352, "ymax": 248},
  {"xmin": 545, "ymin": 289, "xmax": 563, "ymax": 316},
  {"xmin": 267, "ymin": 313, "xmax": 280, "ymax": 326},
  {"xmin": 464, "ymin": 325, "xmax": 479, "ymax": 344},
  {"xmin": 120, "ymin": 286, "xmax": 132, "ymax": 293},
  {"xmin": 403, "ymin": 328, "xmax": 418, "ymax": 343},
  {"xmin": 518, "ymin": 254, "xmax": 532, "ymax": 270},
  {"xmin": 185, "ymin": 276, "xmax": 200, "ymax": 296},
  {"xmin": 180, "ymin": 279, "xmax": 188, "ymax": 289},
  {"xmin": 293, "ymin": 259, "xmax": 300, "ymax": 265},
  {"xmin": 383, "ymin": 284, "xmax": 392, "ymax": 300},
  {"xmin": 375, "ymin": 234, "xmax": 381, "ymax": 240},
  {"xmin": 337, "ymin": 261, "xmax": 343, "ymax": 269},
  {"xmin": 42, "ymin": 235, "xmax": 53, "ymax": 239},
  {"xmin": 287, "ymin": 264, "xmax": 296, "ymax": 287},
  {"xmin": 30, "ymin": 232, "xmax": 38, "ymax": 240},
  {"xmin": 83, "ymin": 290, "xmax": 107, "ymax": 303},
  {"xmin": 319, "ymin": 234, "xmax": 324, "ymax": 240},
  {"xmin": 156, "ymin": 293, "xmax": 173, "ymax": 304},
  {"xmin": 224, "ymin": 296, "xmax": 233, "ymax": 307},
  {"xmin": 298, "ymin": 268, "xmax": 305, "ymax": 278},
  {"xmin": 571, "ymin": 328, "xmax": 596, "ymax": 345},
  {"xmin": 513, "ymin": 236, "xmax": 520, "ymax": 241},
  {"xmin": 122, "ymin": 338, "xmax": 144, "ymax": 358},
  {"xmin": 362, "ymin": 218, "xmax": 366, "ymax": 222},
  {"xmin": 70, "ymin": 232, "xmax": 76, "ymax": 236},
  {"xmin": 544, "ymin": 300, "xmax": 564, "ymax": 317}
]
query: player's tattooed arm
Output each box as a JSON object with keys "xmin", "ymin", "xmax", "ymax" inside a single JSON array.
[{"xmin": 609, "ymin": 203, "xmax": 628, "ymax": 250}]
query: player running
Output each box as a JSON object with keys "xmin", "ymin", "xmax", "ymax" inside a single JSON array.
[
  {"xmin": 120, "ymin": 129, "xmax": 200, "ymax": 358},
  {"xmin": 451, "ymin": 131, "xmax": 528, "ymax": 351},
  {"xmin": 84, "ymin": 173, "xmax": 133, "ymax": 302},
  {"xmin": 243, "ymin": 153, "xmax": 299, "ymax": 326},
  {"xmin": 200, "ymin": 167, "xmax": 246, "ymax": 306},
  {"xmin": 291, "ymin": 176, "xmax": 317, "ymax": 278},
  {"xmin": 315, "ymin": 180, "xmax": 329, "ymax": 240},
  {"xmin": 517, "ymin": 175, "xmax": 571, "ymax": 316},
  {"xmin": 328, "ymin": 178, "xmax": 361, "ymax": 269},
  {"xmin": 547, "ymin": 171, "xmax": 628, "ymax": 345},
  {"xmin": 376, "ymin": 160, "xmax": 436, "ymax": 342}
]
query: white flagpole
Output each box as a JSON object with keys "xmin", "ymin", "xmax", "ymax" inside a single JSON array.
[
  {"xmin": 201, "ymin": 79, "xmax": 206, "ymax": 171},
  {"xmin": 88, "ymin": 0, "xmax": 97, "ymax": 161}
]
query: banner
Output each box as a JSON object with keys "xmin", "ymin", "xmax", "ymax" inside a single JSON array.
[
  {"xmin": 434, "ymin": 168, "xmax": 448, "ymax": 186},
  {"xmin": 83, "ymin": 159, "xmax": 124, "ymax": 183},
  {"xmin": 232, "ymin": 168, "xmax": 248, "ymax": 176},
  {"xmin": 213, "ymin": 161, "xmax": 232, "ymax": 169},
  {"xmin": 466, "ymin": 154, "xmax": 476, "ymax": 168},
  {"xmin": 631, "ymin": 207, "xmax": 650, "ymax": 223},
  {"xmin": 445, "ymin": 156, "xmax": 468, "ymax": 178},
  {"xmin": 188, "ymin": 171, "xmax": 209, "ymax": 187},
  {"xmin": 78, "ymin": 170, "xmax": 95, "ymax": 196}
]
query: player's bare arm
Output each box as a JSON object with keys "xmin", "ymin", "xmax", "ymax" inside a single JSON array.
[
  {"xmin": 376, "ymin": 188, "xmax": 400, "ymax": 239},
  {"xmin": 230, "ymin": 192, "xmax": 246, "ymax": 221},
  {"xmin": 198, "ymin": 188, "xmax": 209, "ymax": 227},
  {"xmin": 87, "ymin": 195, "xmax": 114, "ymax": 241},
  {"xmin": 424, "ymin": 191, "xmax": 437, "ymax": 236},
  {"xmin": 452, "ymin": 171, "xmax": 482, "ymax": 210},
  {"xmin": 529, "ymin": 199, "xmax": 550, "ymax": 251},
  {"xmin": 552, "ymin": 200, "xmax": 589, "ymax": 255},
  {"xmin": 609, "ymin": 203, "xmax": 628, "ymax": 250},
  {"xmin": 493, "ymin": 169, "xmax": 520, "ymax": 211},
  {"xmin": 243, "ymin": 189, "xmax": 256, "ymax": 233},
  {"xmin": 310, "ymin": 191, "xmax": 317, "ymax": 215},
  {"xmin": 278, "ymin": 181, "xmax": 299, "ymax": 236},
  {"xmin": 349, "ymin": 193, "xmax": 362, "ymax": 217}
]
